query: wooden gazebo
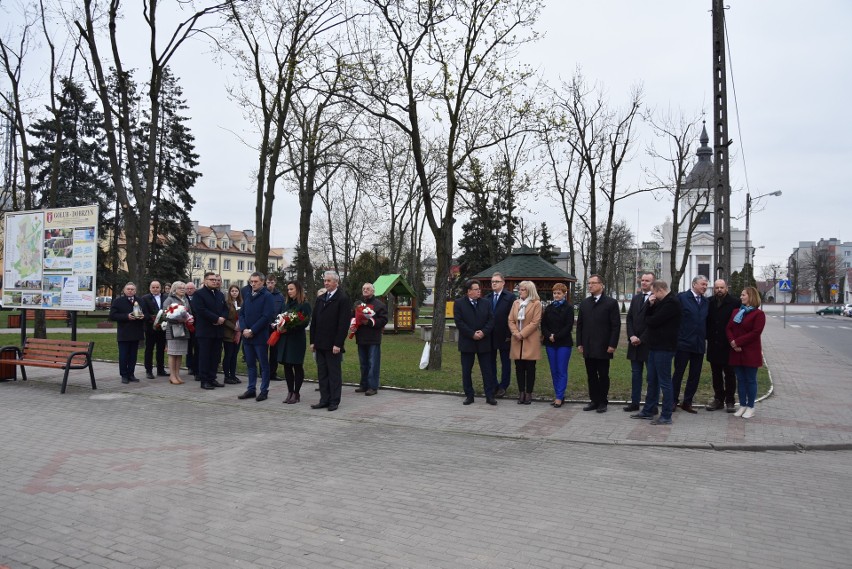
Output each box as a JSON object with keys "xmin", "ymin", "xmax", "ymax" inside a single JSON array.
[{"xmin": 473, "ymin": 246, "xmax": 577, "ymax": 302}]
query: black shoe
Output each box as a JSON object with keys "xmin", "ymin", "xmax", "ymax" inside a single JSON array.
[
  {"xmin": 623, "ymin": 403, "xmax": 640, "ymax": 412},
  {"xmin": 200, "ymin": 383, "xmax": 215, "ymax": 390},
  {"xmin": 311, "ymin": 402, "xmax": 329, "ymax": 409},
  {"xmin": 157, "ymin": 370, "xmax": 169, "ymax": 377},
  {"xmin": 582, "ymin": 403, "xmax": 598, "ymax": 411},
  {"xmin": 237, "ymin": 390, "xmax": 257, "ymax": 400},
  {"xmin": 354, "ymin": 387, "xmax": 368, "ymax": 393},
  {"xmin": 486, "ymin": 398, "xmax": 498, "ymax": 406},
  {"xmin": 194, "ymin": 376, "xmax": 200, "ymax": 382},
  {"xmin": 365, "ymin": 389, "xmax": 377, "ymax": 396},
  {"xmin": 495, "ymin": 388, "xmax": 506, "ymax": 399},
  {"xmin": 270, "ymin": 376, "xmax": 284, "ymax": 381},
  {"xmin": 705, "ymin": 399, "xmax": 724, "ymax": 411},
  {"xmin": 208, "ymin": 380, "xmax": 225, "ymax": 388},
  {"xmin": 725, "ymin": 402, "xmax": 736, "ymax": 413},
  {"xmin": 121, "ymin": 376, "xmax": 130, "ymax": 384},
  {"xmin": 145, "ymin": 371, "xmax": 155, "ymax": 379},
  {"xmin": 327, "ymin": 404, "xmax": 339, "ymax": 411},
  {"xmin": 129, "ymin": 375, "xmax": 140, "ymax": 382},
  {"xmin": 679, "ymin": 402, "xmax": 698, "ymax": 414},
  {"xmin": 224, "ymin": 377, "xmax": 240, "ymax": 385},
  {"xmin": 631, "ymin": 412, "xmax": 653, "ymax": 419},
  {"xmin": 596, "ymin": 404, "xmax": 608, "ymax": 413},
  {"xmin": 256, "ymin": 392, "xmax": 268, "ymax": 402},
  {"xmin": 462, "ymin": 397, "xmax": 474, "ymax": 405},
  {"xmin": 650, "ymin": 418, "xmax": 673, "ymax": 425}
]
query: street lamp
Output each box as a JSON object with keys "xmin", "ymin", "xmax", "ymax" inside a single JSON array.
[
  {"xmin": 745, "ymin": 190, "xmax": 782, "ymax": 272},
  {"xmin": 373, "ymin": 243, "xmax": 381, "ymax": 280}
]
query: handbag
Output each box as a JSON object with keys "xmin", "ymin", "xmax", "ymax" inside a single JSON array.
[{"xmin": 170, "ymin": 323, "xmax": 186, "ymax": 339}]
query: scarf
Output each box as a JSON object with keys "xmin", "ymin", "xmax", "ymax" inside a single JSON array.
[
  {"xmin": 733, "ymin": 305, "xmax": 755, "ymax": 324},
  {"xmin": 517, "ymin": 298, "xmax": 530, "ymax": 324}
]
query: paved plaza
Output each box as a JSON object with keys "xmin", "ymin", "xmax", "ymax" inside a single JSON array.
[{"xmin": 1, "ymin": 315, "xmax": 851, "ymax": 568}]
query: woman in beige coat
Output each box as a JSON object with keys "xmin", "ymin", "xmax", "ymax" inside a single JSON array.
[{"xmin": 508, "ymin": 280, "xmax": 543, "ymax": 405}]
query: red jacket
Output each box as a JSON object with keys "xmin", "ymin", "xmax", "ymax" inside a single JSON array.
[{"xmin": 725, "ymin": 308, "xmax": 765, "ymax": 368}]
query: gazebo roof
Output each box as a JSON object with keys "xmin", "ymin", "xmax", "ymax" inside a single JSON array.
[
  {"xmin": 373, "ymin": 274, "xmax": 417, "ymax": 298},
  {"xmin": 473, "ymin": 246, "xmax": 576, "ymax": 281}
]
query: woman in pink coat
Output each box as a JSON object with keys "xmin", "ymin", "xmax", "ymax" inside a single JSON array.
[{"xmin": 726, "ymin": 286, "xmax": 765, "ymax": 419}]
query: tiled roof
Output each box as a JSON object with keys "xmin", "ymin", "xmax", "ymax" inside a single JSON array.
[{"xmin": 473, "ymin": 246, "xmax": 576, "ymax": 280}]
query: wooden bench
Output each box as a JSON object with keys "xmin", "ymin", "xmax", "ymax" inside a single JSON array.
[
  {"xmin": 0, "ymin": 338, "xmax": 96, "ymax": 394},
  {"xmin": 23, "ymin": 310, "xmax": 70, "ymax": 321}
]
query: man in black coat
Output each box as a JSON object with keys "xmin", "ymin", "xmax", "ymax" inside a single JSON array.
[
  {"xmin": 191, "ymin": 272, "xmax": 229, "ymax": 390},
  {"xmin": 453, "ymin": 279, "xmax": 496, "ymax": 405},
  {"xmin": 310, "ymin": 271, "xmax": 351, "ymax": 411},
  {"xmin": 140, "ymin": 280, "xmax": 167, "ymax": 379},
  {"xmin": 266, "ymin": 275, "xmax": 286, "ymax": 381},
  {"xmin": 705, "ymin": 279, "xmax": 741, "ymax": 412},
  {"xmin": 575, "ymin": 274, "xmax": 621, "ymax": 413},
  {"xmin": 624, "ymin": 272, "xmax": 654, "ymax": 412},
  {"xmin": 353, "ymin": 282, "xmax": 389, "ymax": 396},
  {"xmin": 109, "ymin": 282, "xmax": 146, "ymax": 383},
  {"xmin": 184, "ymin": 281, "xmax": 198, "ymax": 376},
  {"xmin": 485, "ymin": 272, "xmax": 515, "ymax": 398}
]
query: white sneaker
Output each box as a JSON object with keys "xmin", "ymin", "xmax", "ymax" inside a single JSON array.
[
  {"xmin": 734, "ymin": 405, "xmax": 747, "ymax": 417},
  {"xmin": 742, "ymin": 407, "xmax": 755, "ymax": 419}
]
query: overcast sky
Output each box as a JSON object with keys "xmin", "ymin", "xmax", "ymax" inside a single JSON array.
[{"xmin": 7, "ymin": 1, "xmax": 851, "ymax": 276}]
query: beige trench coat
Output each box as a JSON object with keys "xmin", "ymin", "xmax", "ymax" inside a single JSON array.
[{"xmin": 508, "ymin": 299, "xmax": 542, "ymax": 360}]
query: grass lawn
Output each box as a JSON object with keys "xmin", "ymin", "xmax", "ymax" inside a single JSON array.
[{"xmin": 44, "ymin": 328, "xmax": 771, "ymax": 402}]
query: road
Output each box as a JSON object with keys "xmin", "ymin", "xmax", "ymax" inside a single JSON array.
[{"xmin": 769, "ymin": 313, "xmax": 852, "ymax": 362}]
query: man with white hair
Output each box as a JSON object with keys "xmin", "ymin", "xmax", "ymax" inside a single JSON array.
[
  {"xmin": 353, "ymin": 282, "xmax": 388, "ymax": 396},
  {"xmin": 310, "ymin": 271, "xmax": 350, "ymax": 411}
]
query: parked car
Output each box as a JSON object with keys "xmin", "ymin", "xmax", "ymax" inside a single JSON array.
[
  {"xmin": 815, "ymin": 305, "xmax": 843, "ymax": 316},
  {"xmin": 842, "ymin": 304, "xmax": 852, "ymax": 317},
  {"xmin": 95, "ymin": 296, "xmax": 112, "ymax": 310}
]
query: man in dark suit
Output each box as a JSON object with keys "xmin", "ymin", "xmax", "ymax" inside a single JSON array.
[
  {"xmin": 453, "ymin": 279, "xmax": 496, "ymax": 405},
  {"xmin": 672, "ymin": 275, "xmax": 710, "ymax": 413},
  {"xmin": 310, "ymin": 271, "xmax": 350, "ymax": 411},
  {"xmin": 575, "ymin": 274, "xmax": 621, "ymax": 413},
  {"xmin": 109, "ymin": 282, "xmax": 146, "ymax": 383},
  {"xmin": 705, "ymin": 278, "xmax": 740, "ymax": 412},
  {"xmin": 624, "ymin": 272, "xmax": 654, "ymax": 412},
  {"xmin": 184, "ymin": 281, "xmax": 198, "ymax": 377},
  {"xmin": 265, "ymin": 275, "xmax": 286, "ymax": 381},
  {"xmin": 237, "ymin": 272, "xmax": 276, "ymax": 401},
  {"xmin": 190, "ymin": 272, "xmax": 229, "ymax": 390},
  {"xmin": 140, "ymin": 280, "xmax": 167, "ymax": 379},
  {"xmin": 485, "ymin": 272, "xmax": 515, "ymax": 398}
]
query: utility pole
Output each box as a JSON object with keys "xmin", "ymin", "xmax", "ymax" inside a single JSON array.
[{"xmin": 712, "ymin": 0, "xmax": 732, "ymax": 282}]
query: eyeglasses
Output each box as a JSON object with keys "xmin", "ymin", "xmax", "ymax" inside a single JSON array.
[{"xmin": 491, "ymin": 280, "xmax": 503, "ymax": 283}]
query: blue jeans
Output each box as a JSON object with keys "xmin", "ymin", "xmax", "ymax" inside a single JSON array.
[
  {"xmin": 243, "ymin": 342, "xmax": 270, "ymax": 394},
  {"xmin": 630, "ymin": 359, "xmax": 648, "ymax": 405},
  {"xmin": 358, "ymin": 344, "xmax": 381, "ymax": 390},
  {"xmin": 734, "ymin": 365, "xmax": 758, "ymax": 408},
  {"xmin": 545, "ymin": 346, "xmax": 572, "ymax": 400},
  {"xmin": 643, "ymin": 350, "xmax": 675, "ymax": 421}
]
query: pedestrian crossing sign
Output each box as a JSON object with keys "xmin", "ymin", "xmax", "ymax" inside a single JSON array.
[{"xmin": 778, "ymin": 279, "xmax": 792, "ymax": 292}]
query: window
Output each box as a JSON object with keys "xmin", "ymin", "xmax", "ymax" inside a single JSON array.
[
  {"xmin": 192, "ymin": 255, "xmax": 201, "ymax": 269},
  {"xmin": 240, "ymin": 242, "xmax": 246, "ymax": 251},
  {"xmin": 237, "ymin": 260, "xmax": 245, "ymax": 271},
  {"xmin": 845, "ymin": 250, "xmax": 851, "ymax": 257},
  {"xmin": 208, "ymin": 258, "xmax": 217, "ymax": 270},
  {"xmin": 222, "ymin": 240, "xmax": 229, "ymax": 249},
  {"xmin": 223, "ymin": 259, "xmax": 231, "ymax": 270},
  {"xmin": 223, "ymin": 279, "xmax": 230, "ymax": 287},
  {"xmin": 209, "ymin": 238, "xmax": 216, "ymax": 248},
  {"xmin": 248, "ymin": 261, "xmax": 255, "ymax": 271},
  {"xmin": 268, "ymin": 263, "xmax": 275, "ymax": 271},
  {"xmin": 697, "ymin": 212, "xmax": 711, "ymax": 225},
  {"xmin": 189, "ymin": 237, "xmax": 195, "ymax": 245}
]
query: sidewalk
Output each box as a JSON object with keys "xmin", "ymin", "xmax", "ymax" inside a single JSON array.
[{"xmin": 5, "ymin": 314, "xmax": 851, "ymax": 451}]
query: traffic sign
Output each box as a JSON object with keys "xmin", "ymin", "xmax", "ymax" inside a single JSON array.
[
  {"xmin": 830, "ymin": 284, "xmax": 839, "ymax": 291},
  {"xmin": 778, "ymin": 279, "xmax": 792, "ymax": 292}
]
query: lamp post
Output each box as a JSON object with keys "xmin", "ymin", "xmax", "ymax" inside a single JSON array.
[
  {"xmin": 745, "ymin": 190, "xmax": 782, "ymax": 274},
  {"xmin": 373, "ymin": 243, "xmax": 381, "ymax": 280}
]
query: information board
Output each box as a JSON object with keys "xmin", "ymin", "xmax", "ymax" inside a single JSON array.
[{"xmin": 2, "ymin": 205, "xmax": 99, "ymax": 311}]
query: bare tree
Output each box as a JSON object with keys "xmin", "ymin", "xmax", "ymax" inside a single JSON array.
[
  {"xmin": 644, "ymin": 109, "xmax": 711, "ymax": 292},
  {"xmin": 344, "ymin": 0, "xmax": 542, "ymax": 369},
  {"xmin": 75, "ymin": 0, "xmax": 228, "ymax": 282}
]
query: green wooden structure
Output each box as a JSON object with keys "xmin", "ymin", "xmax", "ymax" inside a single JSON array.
[{"xmin": 372, "ymin": 274, "xmax": 418, "ymax": 332}]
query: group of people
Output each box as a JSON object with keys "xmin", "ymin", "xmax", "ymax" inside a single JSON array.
[
  {"xmin": 452, "ymin": 271, "xmax": 766, "ymax": 426},
  {"xmin": 109, "ymin": 270, "xmax": 387, "ymax": 412}
]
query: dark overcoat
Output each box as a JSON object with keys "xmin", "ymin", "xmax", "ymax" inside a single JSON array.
[
  {"xmin": 626, "ymin": 292, "xmax": 650, "ymax": 362},
  {"xmin": 109, "ymin": 295, "xmax": 145, "ymax": 342},
  {"xmin": 453, "ymin": 296, "xmax": 494, "ymax": 354},
  {"xmin": 706, "ymin": 293, "xmax": 740, "ymax": 364},
  {"xmin": 575, "ymin": 294, "xmax": 620, "ymax": 359}
]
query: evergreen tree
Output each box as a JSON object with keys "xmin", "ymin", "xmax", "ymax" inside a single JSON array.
[
  {"xmin": 28, "ymin": 77, "xmax": 115, "ymax": 287},
  {"xmin": 538, "ymin": 222, "xmax": 557, "ymax": 263},
  {"xmin": 133, "ymin": 68, "xmax": 199, "ymax": 284}
]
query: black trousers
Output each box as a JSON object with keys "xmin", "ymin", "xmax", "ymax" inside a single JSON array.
[
  {"xmin": 515, "ymin": 359, "xmax": 537, "ymax": 393},
  {"xmin": 144, "ymin": 327, "xmax": 166, "ymax": 372},
  {"xmin": 460, "ymin": 351, "xmax": 494, "ymax": 399},
  {"xmin": 583, "ymin": 357, "xmax": 610, "ymax": 406},
  {"xmin": 710, "ymin": 361, "xmax": 737, "ymax": 404},
  {"xmin": 672, "ymin": 350, "xmax": 703, "ymax": 405},
  {"xmin": 196, "ymin": 336, "xmax": 222, "ymax": 385},
  {"xmin": 283, "ymin": 363, "xmax": 305, "ymax": 394},
  {"xmin": 268, "ymin": 345, "xmax": 279, "ymax": 379},
  {"xmin": 316, "ymin": 349, "xmax": 342, "ymax": 406},
  {"xmin": 186, "ymin": 332, "xmax": 197, "ymax": 373}
]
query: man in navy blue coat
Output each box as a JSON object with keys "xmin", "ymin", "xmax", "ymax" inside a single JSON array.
[
  {"xmin": 485, "ymin": 272, "xmax": 515, "ymax": 398},
  {"xmin": 672, "ymin": 275, "xmax": 710, "ymax": 413},
  {"xmin": 238, "ymin": 272, "xmax": 276, "ymax": 401},
  {"xmin": 454, "ymin": 279, "xmax": 496, "ymax": 405},
  {"xmin": 191, "ymin": 272, "xmax": 229, "ymax": 391},
  {"xmin": 265, "ymin": 275, "xmax": 285, "ymax": 381}
]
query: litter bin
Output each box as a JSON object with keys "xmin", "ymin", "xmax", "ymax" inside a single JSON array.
[{"xmin": 7, "ymin": 314, "xmax": 21, "ymax": 328}]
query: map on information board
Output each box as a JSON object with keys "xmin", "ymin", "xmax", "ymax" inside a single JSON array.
[{"xmin": 3, "ymin": 205, "xmax": 99, "ymax": 311}]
